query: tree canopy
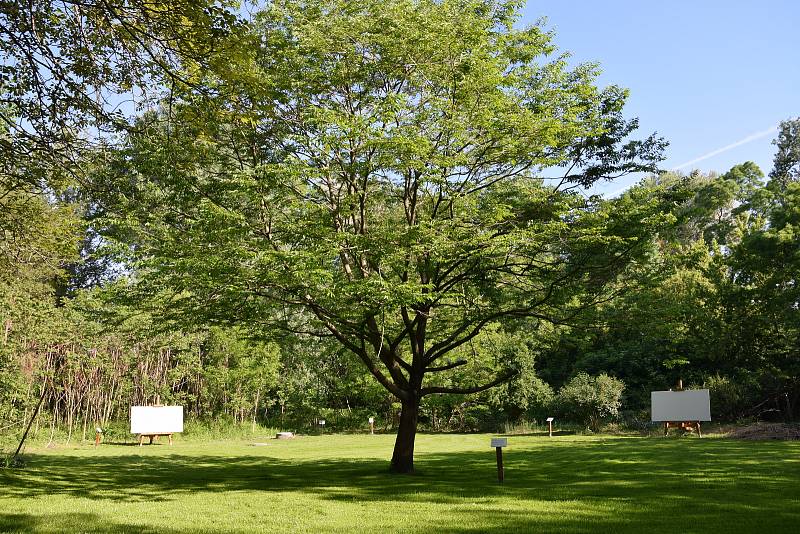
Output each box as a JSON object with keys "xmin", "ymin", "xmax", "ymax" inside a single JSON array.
[{"xmin": 0, "ymin": 0, "xmax": 241, "ymax": 195}]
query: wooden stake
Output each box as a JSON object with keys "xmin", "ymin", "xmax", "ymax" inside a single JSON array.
[{"xmin": 495, "ymin": 447, "xmax": 504, "ymax": 483}]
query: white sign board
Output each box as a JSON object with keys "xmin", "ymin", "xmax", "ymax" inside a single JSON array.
[
  {"xmin": 130, "ymin": 406, "xmax": 184, "ymax": 434},
  {"xmin": 368, "ymin": 417, "xmax": 374, "ymax": 423},
  {"xmin": 490, "ymin": 438, "xmax": 508, "ymax": 448},
  {"xmin": 651, "ymin": 390, "xmax": 711, "ymax": 422},
  {"xmin": 546, "ymin": 417, "xmax": 554, "ymax": 422}
]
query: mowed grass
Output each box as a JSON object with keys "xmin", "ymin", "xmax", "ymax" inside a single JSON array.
[{"xmin": 2, "ymin": 432, "xmax": 799, "ymax": 533}]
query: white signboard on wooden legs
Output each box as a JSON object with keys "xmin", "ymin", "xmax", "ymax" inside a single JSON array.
[
  {"xmin": 130, "ymin": 406, "xmax": 184, "ymax": 434},
  {"xmin": 651, "ymin": 390, "xmax": 711, "ymax": 422}
]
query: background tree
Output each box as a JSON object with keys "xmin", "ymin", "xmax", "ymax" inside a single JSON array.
[
  {"xmin": 535, "ymin": 149, "xmax": 800, "ymax": 423},
  {"xmin": 728, "ymin": 181, "xmax": 800, "ymax": 418},
  {"xmin": 769, "ymin": 118, "xmax": 800, "ymax": 194}
]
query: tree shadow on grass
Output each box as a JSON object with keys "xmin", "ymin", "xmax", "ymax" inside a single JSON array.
[
  {"xmin": 1, "ymin": 438, "xmax": 799, "ymax": 533},
  {"xmin": 497, "ymin": 430, "xmax": 576, "ymax": 437},
  {"xmin": 0, "ymin": 513, "xmax": 152, "ymax": 534}
]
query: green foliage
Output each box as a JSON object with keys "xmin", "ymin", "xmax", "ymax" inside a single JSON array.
[
  {"xmin": 769, "ymin": 117, "xmax": 800, "ymax": 192},
  {"xmin": 557, "ymin": 372, "xmax": 625, "ymax": 431},
  {"xmin": 534, "ymin": 148, "xmax": 800, "ymax": 423},
  {"xmin": 0, "ymin": 187, "xmax": 82, "ymax": 284},
  {"xmin": 202, "ymin": 327, "xmax": 281, "ymax": 423},
  {"xmin": 0, "ymin": 0, "xmax": 242, "ymax": 195},
  {"xmin": 706, "ymin": 374, "xmax": 760, "ymax": 422},
  {"xmin": 477, "ymin": 326, "xmax": 555, "ymax": 421}
]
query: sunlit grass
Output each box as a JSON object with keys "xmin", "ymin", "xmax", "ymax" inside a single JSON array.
[{"xmin": 2, "ymin": 432, "xmax": 799, "ymax": 532}]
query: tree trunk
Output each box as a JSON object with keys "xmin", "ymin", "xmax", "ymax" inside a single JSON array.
[
  {"xmin": 252, "ymin": 389, "xmax": 261, "ymax": 433},
  {"xmin": 390, "ymin": 399, "xmax": 419, "ymax": 474}
]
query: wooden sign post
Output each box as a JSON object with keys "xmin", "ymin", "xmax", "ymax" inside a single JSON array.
[
  {"xmin": 94, "ymin": 427, "xmax": 103, "ymax": 447},
  {"xmin": 319, "ymin": 419, "xmax": 326, "ymax": 434},
  {"xmin": 368, "ymin": 417, "xmax": 374, "ymax": 435},
  {"xmin": 546, "ymin": 417, "xmax": 554, "ymax": 437},
  {"xmin": 491, "ymin": 438, "xmax": 507, "ymax": 483}
]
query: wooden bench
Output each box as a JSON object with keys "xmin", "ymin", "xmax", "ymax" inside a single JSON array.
[{"xmin": 138, "ymin": 433, "xmax": 174, "ymax": 446}]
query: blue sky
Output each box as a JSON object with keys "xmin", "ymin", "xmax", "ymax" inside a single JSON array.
[{"xmin": 519, "ymin": 1, "xmax": 800, "ymax": 196}]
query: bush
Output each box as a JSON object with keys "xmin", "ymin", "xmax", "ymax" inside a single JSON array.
[
  {"xmin": 706, "ymin": 374, "xmax": 760, "ymax": 422},
  {"xmin": 557, "ymin": 373, "xmax": 625, "ymax": 431}
]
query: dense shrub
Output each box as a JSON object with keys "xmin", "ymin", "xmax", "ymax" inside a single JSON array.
[
  {"xmin": 557, "ymin": 373, "xmax": 625, "ymax": 431},
  {"xmin": 706, "ymin": 374, "xmax": 762, "ymax": 421}
]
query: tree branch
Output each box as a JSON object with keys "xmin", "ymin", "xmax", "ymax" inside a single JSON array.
[
  {"xmin": 425, "ymin": 359, "xmax": 467, "ymax": 373},
  {"xmin": 421, "ymin": 370, "xmax": 517, "ymax": 396}
]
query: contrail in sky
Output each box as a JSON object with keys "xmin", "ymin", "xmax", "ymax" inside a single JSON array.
[
  {"xmin": 598, "ymin": 123, "xmax": 779, "ymax": 198},
  {"xmin": 673, "ymin": 125, "xmax": 778, "ymax": 170}
]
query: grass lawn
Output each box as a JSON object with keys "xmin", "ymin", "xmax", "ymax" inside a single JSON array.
[{"xmin": 1, "ymin": 432, "xmax": 799, "ymax": 533}]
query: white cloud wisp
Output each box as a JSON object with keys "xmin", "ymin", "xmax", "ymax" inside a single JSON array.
[{"xmin": 673, "ymin": 125, "xmax": 778, "ymax": 171}]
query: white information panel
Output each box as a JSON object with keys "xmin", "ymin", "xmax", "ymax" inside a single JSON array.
[
  {"xmin": 651, "ymin": 390, "xmax": 711, "ymax": 422},
  {"xmin": 130, "ymin": 406, "xmax": 184, "ymax": 434}
]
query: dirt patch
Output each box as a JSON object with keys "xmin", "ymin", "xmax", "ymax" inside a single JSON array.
[{"xmin": 726, "ymin": 423, "xmax": 800, "ymax": 440}]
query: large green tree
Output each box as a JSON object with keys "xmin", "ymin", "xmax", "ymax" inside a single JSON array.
[{"xmin": 102, "ymin": 0, "xmax": 665, "ymax": 472}]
